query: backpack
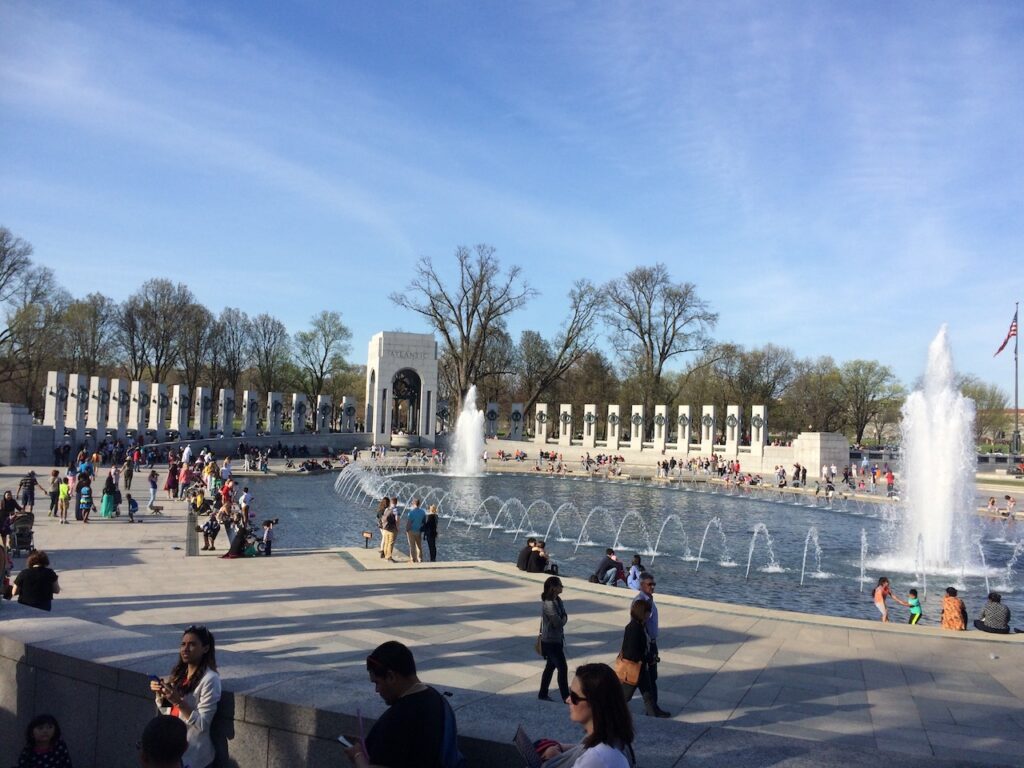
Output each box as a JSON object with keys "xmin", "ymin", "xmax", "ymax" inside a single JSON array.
[{"xmin": 439, "ymin": 694, "xmax": 466, "ymax": 768}]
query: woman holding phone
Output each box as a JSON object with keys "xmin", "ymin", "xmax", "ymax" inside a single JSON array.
[{"xmin": 149, "ymin": 625, "xmax": 221, "ymax": 768}]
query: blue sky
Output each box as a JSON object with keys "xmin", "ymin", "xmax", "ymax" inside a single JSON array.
[{"xmin": 2, "ymin": 1, "xmax": 1022, "ymax": 392}]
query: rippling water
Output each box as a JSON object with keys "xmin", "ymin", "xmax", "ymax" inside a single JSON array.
[{"xmin": 250, "ymin": 470, "xmax": 1024, "ymax": 626}]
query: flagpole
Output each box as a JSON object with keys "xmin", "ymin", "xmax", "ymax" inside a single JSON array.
[{"xmin": 1015, "ymin": 300, "xmax": 1020, "ymax": 456}]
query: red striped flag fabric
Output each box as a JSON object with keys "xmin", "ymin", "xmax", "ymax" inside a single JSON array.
[{"xmin": 994, "ymin": 311, "xmax": 1018, "ymax": 356}]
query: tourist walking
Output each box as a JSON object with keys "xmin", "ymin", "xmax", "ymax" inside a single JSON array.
[
  {"xmin": 12, "ymin": 550, "xmax": 61, "ymax": 612},
  {"xmin": 538, "ymin": 576, "xmax": 570, "ymax": 702},
  {"xmin": 147, "ymin": 470, "xmax": 160, "ymax": 512},
  {"xmin": 17, "ymin": 470, "xmax": 45, "ymax": 514},
  {"xmin": 422, "ymin": 504, "xmax": 439, "ymax": 562},
  {"xmin": 940, "ymin": 586, "xmax": 968, "ymax": 631},
  {"xmin": 48, "ymin": 469, "xmax": 60, "ymax": 517},
  {"xmin": 149, "ymin": 625, "xmax": 221, "ymax": 768},
  {"xmin": 532, "ymin": 663, "xmax": 636, "ymax": 767},
  {"xmin": 631, "ymin": 572, "xmax": 670, "ymax": 716},
  {"xmin": 0, "ymin": 490, "xmax": 21, "ymax": 548},
  {"xmin": 122, "ymin": 457, "xmax": 134, "ymax": 490},
  {"xmin": 618, "ymin": 598, "xmax": 669, "ymax": 717},
  {"xmin": 100, "ymin": 474, "xmax": 117, "ymax": 519}
]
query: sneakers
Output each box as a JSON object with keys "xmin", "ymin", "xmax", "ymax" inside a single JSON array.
[{"xmin": 537, "ymin": 693, "xmax": 553, "ymax": 701}]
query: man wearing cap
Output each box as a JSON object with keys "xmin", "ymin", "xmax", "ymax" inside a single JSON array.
[
  {"xmin": 344, "ymin": 641, "xmax": 464, "ymax": 768},
  {"xmin": 17, "ymin": 471, "xmax": 45, "ymax": 514}
]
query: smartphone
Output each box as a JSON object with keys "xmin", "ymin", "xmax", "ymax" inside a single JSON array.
[
  {"xmin": 336, "ymin": 735, "xmax": 353, "ymax": 748},
  {"xmin": 149, "ymin": 675, "xmax": 162, "ymax": 683}
]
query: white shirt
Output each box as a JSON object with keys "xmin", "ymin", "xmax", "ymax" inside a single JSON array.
[
  {"xmin": 575, "ymin": 743, "xmax": 631, "ymax": 768},
  {"xmin": 238, "ymin": 491, "xmax": 252, "ymax": 507}
]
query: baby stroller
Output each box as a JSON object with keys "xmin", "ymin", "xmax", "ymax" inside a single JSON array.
[{"xmin": 10, "ymin": 512, "xmax": 35, "ymax": 557}]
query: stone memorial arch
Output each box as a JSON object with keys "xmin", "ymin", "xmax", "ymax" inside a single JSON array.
[{"xmin": 365, "ymin": 332, "xmax": 438, "ymax": 448}]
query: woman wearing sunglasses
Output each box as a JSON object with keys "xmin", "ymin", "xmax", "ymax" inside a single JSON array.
[
  {"xmin": 149, "ymin": 625, "xmax": 222, "ymax": 768},
  {"xmin": 536, "ymin": 663, "xmax": 635, "ymax": 767}
]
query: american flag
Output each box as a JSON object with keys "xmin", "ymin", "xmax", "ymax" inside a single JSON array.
[{"xmin": 994, "ymin": 310, "xmax": 1018, "ymax": 357}]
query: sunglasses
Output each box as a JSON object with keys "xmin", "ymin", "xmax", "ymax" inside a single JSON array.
[
  {"xmin": 567, "ymin": 690, "xmax": 588, "ymax": 705},
  {"xmin": 183, "ymin": 624, "xmax": 208, "ymax": 637}
]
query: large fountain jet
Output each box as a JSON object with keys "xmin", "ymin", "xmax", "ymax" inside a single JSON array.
[
  {"xmin": 899, "ymin": 326, "xmax": 977, "ymax": 568},
  {"xmin": 449, "ymin": 384, "xmax": 485, "ymax": 477}
]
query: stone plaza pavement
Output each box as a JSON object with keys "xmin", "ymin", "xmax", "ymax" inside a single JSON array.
[{"xmin": 2, "ymin": 465, "xmax": 1024, "ymax": 767}]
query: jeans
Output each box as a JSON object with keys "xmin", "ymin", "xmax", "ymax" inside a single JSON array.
[
  {"xmin": 148, "ymin": 488, "xmax": 157, "ymax": 509},
  {"xmin": 539, "ymin": 641, "xmax": 569, "ymax": 699},
  {"xmin": 601, "ymin": 567, "xmax": 618, "ymax": 585},
  {"xmin": 424, "ymin": 534, "xmax": 437, "ymax": 562}
]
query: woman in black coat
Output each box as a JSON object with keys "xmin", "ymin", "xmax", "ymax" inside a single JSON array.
[{"xmin": 619, "ymin": 599, "xmax": 668, "ymax": 717}]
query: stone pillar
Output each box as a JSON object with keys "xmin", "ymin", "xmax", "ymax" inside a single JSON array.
[
  {"xmin": 508, "ymin": 404, "xmax": 524, "ymax": 440},
  {"xmin": 44, "ymin": 371, "xmax": 69, "ymax": 444},
  {"xmin": 129, "ymin": 381, "xmax": 150, "ymax": 439},
  {"xmin": 534, "ymin": 403, "xmax": 549, "ymax": 446},
  {"xmin": 653, "ymin": 405, "xmax": 668, "ymax": 453},
  {"xmin": 582, "ymin": 404, "xmax": 597, "ymax": 449},
  {"xmin": 193, "ymin": 386, "xmax": 212, "ymax": 437},
  {"xmin": 630, "ymin": 405, "xmax": 644, "ymax": 448},
  {"xmin": 149, "ymin": 383, "xmax": 169, "ymax": 442},
  {"xmin": 242, "ymin": 390, "xmax": 260, "ymax": 435},
  {"xmin": 86, "ymin": 376, "xmax": 109, "ymax": 442},
  {"xmin": 725, "ymin": 405, "xmax": 741, "ymax": 456},
  {"xmin": 315, "ymin": 395, "xmax": 332, "ymax": 434},
  {"xmin": 66, "ymin": 374, "xmax": 90, "ymax": 443},
  {"xmin": 558, "ymin": 403, "xmax": 573, "ymax": 447},
  {"xmin": 485, "ymin": 402, "xmax": 499, "ymax": 438},
  {"xmin": 108, "ymin": 378, "xmax": 130, "ymax": 441},
  {"xmin": 267, "ymin": 393, "xmax": 283, "ymax": 435},
  {"xmin": 340, "ymin": 396, "xmax": 356, "ymax": 433},
  {"xmin": 291, "ymin": 393, "xmax": 308, "ymax": 434},
  {"xmin": 606, "ymin": 405, "xmax": 621, "ymax": 450},
  {"xmin": 676, "ymin": 405, "xmax": 693, "ymax": 453},
  {"xmin": 217, "ymin": 389, "xmax": 235, "ymax": 436},
  {"xmin": 750, "ymin": 405, "xmax": 767, "ymax": 458},
  {"xmin": 171, "ymin": 385, "xmax": 190, "ymax": 439},
  {"xmin": 700, "ymin": 405, "xmax": 716, "ymax": 454}
]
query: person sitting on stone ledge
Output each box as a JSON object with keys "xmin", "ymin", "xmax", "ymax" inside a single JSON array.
[
  {"xmin": 517, "ymin": 537, "xmax": 537, "ymax": 570},
  {"xmin": 974, "ymin": 592, "xmax": 1012, "ymax": 634},
  {"xmin": 343, "ymin": 641, "xmax": 465, "ymax": 768}
]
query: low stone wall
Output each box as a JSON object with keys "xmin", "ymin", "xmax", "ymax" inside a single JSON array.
[{"xmin": 0, "ymin": 606, "xmax": 518, "ymax": 768}]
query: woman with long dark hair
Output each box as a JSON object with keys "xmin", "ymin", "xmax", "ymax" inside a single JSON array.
[
  {"xmin": 538, "ymin": 576, "xmax": 569, "ymax": 702},
  {"xmin": 619, "ymin": 598, "xmax": 669, "ymax": 717},
  {"xmin": 149, "ymin": 625, "xmax": 222, "ymax": 768},
  {"xmin": 536, "ymin": 663, "xmax": 636, "ymax": 767}
]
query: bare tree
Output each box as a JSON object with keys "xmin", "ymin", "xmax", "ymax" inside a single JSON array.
[
  {"xmin": 177, "ymin": 303, "xmax": 215, "ymax": 398},
  {"xmin": 113, "ymin": 295, "xmax": 149, "ymax": 380},
  {"xmin": 208, "ymin": 308, "xmax": 252, "ymax": 395},
  {"xmin": 1, "ymin": 267, "xmax": 71, "ymax": 410},
  {"xmin": 62, "ymin": 293, "xmax": 118, "ymax": 373},
  {"xmin": 293, "ymin": 310, "xmax": 352, "ymax": 400},
  {"xmin": 604, "ymin": 264, "xmax": 717, "ymax": 416},
  {"xmin": 113, "ymin": 279, "xmax": 192, "ymax": 382},
  {"xmin": 390, "ymin": 244, "xmax": 535, "ymax": 408},
  {"xmin": 515, "ymin": 280, "xmax": 605, "ymax": 416},
  {"xmin": 249, "ymin": 313, "xmax": 291, "ymax": 393},
  {"xmin": 0, "ymin": 227, "xmax": 36, "ymax": 349}
]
